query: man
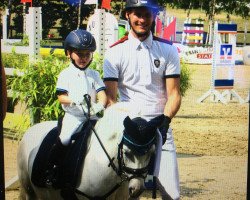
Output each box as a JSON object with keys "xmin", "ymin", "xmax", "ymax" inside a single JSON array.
[{"xmin": 103, "ymin": 0, "xmax": 181, "ymax": 199}]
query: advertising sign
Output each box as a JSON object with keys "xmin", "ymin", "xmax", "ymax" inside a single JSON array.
[{"xmin": 217, "ymin": 44, "xmax": 234, "ymax": 66}]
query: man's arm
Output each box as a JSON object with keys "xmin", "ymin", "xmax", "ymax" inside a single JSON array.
[
  {"xmin": 164, "ymin": 77, "xmax": 181, "ymax": 119},
  {"xmin": 104, "ymin": 81, "xmax": 118, "ymax": 107}
]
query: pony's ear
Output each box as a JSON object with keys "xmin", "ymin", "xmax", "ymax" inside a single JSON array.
[
  {"xmin": 123, "ymin": 116, "xmax": 138, "ymax": 131},
  {"xmin": 147, "ymin": 114, "xmax": 165, "ymax": 127}
]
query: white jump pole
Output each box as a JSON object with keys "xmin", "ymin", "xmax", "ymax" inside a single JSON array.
[
  {"xmin": 87, "ymin": 9, "xmax": 118, "ymax": 57},
  {"xmin": 197, "ymin": 21, "xmax": 227, "ymax": 104},
  {"xmin": 2, "ymin": 9, "xmax": 9, "ymax": 41},
  {"xmin": 197, "ymin": 22, "xmax": 244, "ymax": 104},
  {"xmin": 27, "ymin": 7, "xmax": 41, "ymax": 63},
  {"xmin": 1, "ymin": 7, "xmax": 41, "ymax": 64}
]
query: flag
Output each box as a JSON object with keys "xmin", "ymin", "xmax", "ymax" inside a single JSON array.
[
  {"xmin": 85, "ymin": 0, "xmax": 98, "ymax": 5},
  {"xmin": 163, "ymin": 18, "xmax": 176, "ymax": 41},
  {"xmin": 21, "ymin": 0, "xmax": 32, "ymax": 2},
  {"xmin": 21, "ymin": 0, "xmax": 32, "ymax": 7},
  {"xmin": 63, "ymin": 0, "xmax": 97, "ymax": 6},
  {"xmin": 155, "ymin": 16, "xmax": 163, "ymax": 37},
  {"xmin": 101, "ymin": 0, "xmax": 111, "ymax": 10},
  {"xmin": 62, "ymin": 0, "xmax": 80, "ymax": 6}
]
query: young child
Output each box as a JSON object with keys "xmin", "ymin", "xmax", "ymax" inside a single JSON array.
[{"xmin": 46, "ymin": 29, "xmax": 107, "ymax": 186}]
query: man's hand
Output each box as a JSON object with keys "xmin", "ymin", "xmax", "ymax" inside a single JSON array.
[
  {"xmin": 159, "ymin": 115, "xmax": 171, "ymax": 145},
  {"xmin": 161, "ymin": 115, "xmax": 171, "ymax": 131}
]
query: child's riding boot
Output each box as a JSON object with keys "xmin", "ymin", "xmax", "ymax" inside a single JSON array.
[{"xmin": 45, "ymin": 138, "xmax": 68, "ymax": 188}]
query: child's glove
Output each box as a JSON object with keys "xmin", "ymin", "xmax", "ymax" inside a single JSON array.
[
  {"xmin": 90, "ymin": 102, "xmax": 104, "ymax": 116},
  {"xmin": 70, "ymin": 101, "xmax": 77, "ymax": 106},
  {"xmin": 70, "ymin": 101, "xmax": 89, "ymax": 112},
  {"xmin": 70, "ymin": 100, "xmax": 104, "ymax": 116}
]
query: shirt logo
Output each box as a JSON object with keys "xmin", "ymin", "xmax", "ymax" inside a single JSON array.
[{"xmin": 154, "ymin": 59, "xmax": 160, "ymax": 68}]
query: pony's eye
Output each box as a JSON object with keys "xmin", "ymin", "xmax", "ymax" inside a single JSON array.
[{"xmin": 124, "ymin": 151, "xmax": 134, "ymax": 161}]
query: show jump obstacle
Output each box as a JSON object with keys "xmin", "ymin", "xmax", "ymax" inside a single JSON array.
[
  {"xmin": 155, "ymin": 13, "xmax": 176, "ymax": 41},
  {"xmin": 1, "ymin": 7, "xmax": 41, "ymax": 63},
  {"xmin": 181, "ymin": 18, "xmax": 204, "ymax": 46},
  {"xmin": 197, "ymin": 22, "xmax": 244, "ymax": 104},
  {"xmin": 87, "ymin": 9, "xmax": 118, "ymax": 57}
]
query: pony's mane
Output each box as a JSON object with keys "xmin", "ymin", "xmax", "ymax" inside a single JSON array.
[{"xmin": 95, "ymin": 102, "xmax": 142, "ymax": 143}]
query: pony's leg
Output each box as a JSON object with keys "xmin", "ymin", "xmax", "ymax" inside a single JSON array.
[
  {"xmin": 18, "ymin": 169, "xmax": 38, "ymax": 199},
  {"xmin": 19, "ymin": 184, "xmax": 37, "ymax": 200},
  {"xmin": 156, "ymin": 178, "xmax": 174, "ymax": 200},
  {"xmin": 18, "ymin": 171, "xmax": 37, "ymax": 200},
  {"xmin": 107, "ymin": 183, "xmax": 129, "ymax": 200},
  {"xmin": 18, "ymin": 186, "xmax": 26, "ymax": 200}
]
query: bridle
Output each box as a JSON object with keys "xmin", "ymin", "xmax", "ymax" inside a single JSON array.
[
  {"xmin": 117, "ymin": 139, "xmax": 153, "ymax": 180},
  {"xmin": 75, "ymin": 130, "xmax": 155, "ymax": 200},
  {"xmin": 74, "ymin": 95, "xmax": 155, "ymax": 199}
]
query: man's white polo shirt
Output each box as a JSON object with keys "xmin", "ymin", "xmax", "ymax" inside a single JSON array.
[
  {"xmin": 56, "ymin": 63, "xmax": 105, "ymax": 111},
  {"xmin": 103, "ymin": 31, "xmax": 180, "ymax": 119}
]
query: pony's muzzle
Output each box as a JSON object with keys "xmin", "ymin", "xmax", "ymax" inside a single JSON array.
[{"xmin": 128, "ymin": 177, "xmax": 144, "ymax": 198}]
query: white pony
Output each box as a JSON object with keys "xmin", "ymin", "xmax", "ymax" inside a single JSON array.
[{"xmin": 17, "ymin": 102, "xmax": 163, "ymax": 200}]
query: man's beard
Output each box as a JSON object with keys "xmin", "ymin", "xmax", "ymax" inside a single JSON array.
[{"xmin": 131, "ymin": 26, "xmax": 151, "ymax": 38}]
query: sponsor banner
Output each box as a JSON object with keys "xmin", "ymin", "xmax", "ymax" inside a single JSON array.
[
  {"xmin": 173, "ymin": 43, "xmax": 243, "ymax": 65},
  {"xmin": 173, "ymin": 44, "xmax": 213, "ymax": 64}
]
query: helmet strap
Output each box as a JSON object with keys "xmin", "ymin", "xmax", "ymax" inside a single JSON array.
[{"xmin": 70, "ymin": 57, "xmax": 92, "ymax": 71}]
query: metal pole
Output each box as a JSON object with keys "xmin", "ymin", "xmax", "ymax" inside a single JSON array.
[
  {"xmin": 7, "ymin": 0, "xmax": 13, "ymax": 39},
  {"xmin": 23, "ymin": 3, "xmax": 26, "ymax": 37},
  {"xmin": 77, "ymin": 0, "xmax": 82, "ymax": 29}
]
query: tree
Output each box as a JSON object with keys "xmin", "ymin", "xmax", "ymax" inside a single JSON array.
[
  {"xmin": 232, "ymin": 1, "xmax": 250, "ymax": 45},
  {"xmin": 164, "ymin": 0, "xmax": 250, "ymax": 44},
  {"xmin": 0, "ymin": 0, "xmax": 95, "ymax": 40}
]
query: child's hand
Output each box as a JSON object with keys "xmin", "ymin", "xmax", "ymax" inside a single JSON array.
[{"xmin": 90, "ymin": 102, "xmax": 104, "ymax": 116}]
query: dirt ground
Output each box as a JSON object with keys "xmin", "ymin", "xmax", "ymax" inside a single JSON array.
[{"xmin": 3, "ymin": 64, "xmax": 250, "ymax": 199}]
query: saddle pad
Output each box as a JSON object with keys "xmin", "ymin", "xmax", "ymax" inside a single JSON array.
[
  {"xmin": 31, "ymin": 126, "xmax": 59, "ymax": 187},
  {"xmin": 62, "ymin": 120, "xmax": 97, "ymax": 188},
  {"xmin": 31, "ymin": 120, "xmax": 97, "ymax": 189}
]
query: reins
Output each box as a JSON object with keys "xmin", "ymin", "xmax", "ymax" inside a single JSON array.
[
  {"xmin": 72, "ymin": 95, "xmax": 129, "ymax": 200},
  {"xmin": 82, "ymin": 95, "xmax": 120, "ymax": 176},
  {"xmin": 73, "ymin": 95, "xmax": 151, "ymax": 199}
]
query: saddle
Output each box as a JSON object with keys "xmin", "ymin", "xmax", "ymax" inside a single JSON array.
[{"xmin": 31, "ymin": 119, "xmax": 97, "ymax": 190}]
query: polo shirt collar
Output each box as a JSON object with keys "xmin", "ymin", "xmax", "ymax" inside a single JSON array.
[{"xmin": 128, "ymin": 31, "xmax": 153, "ymax": 50}]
